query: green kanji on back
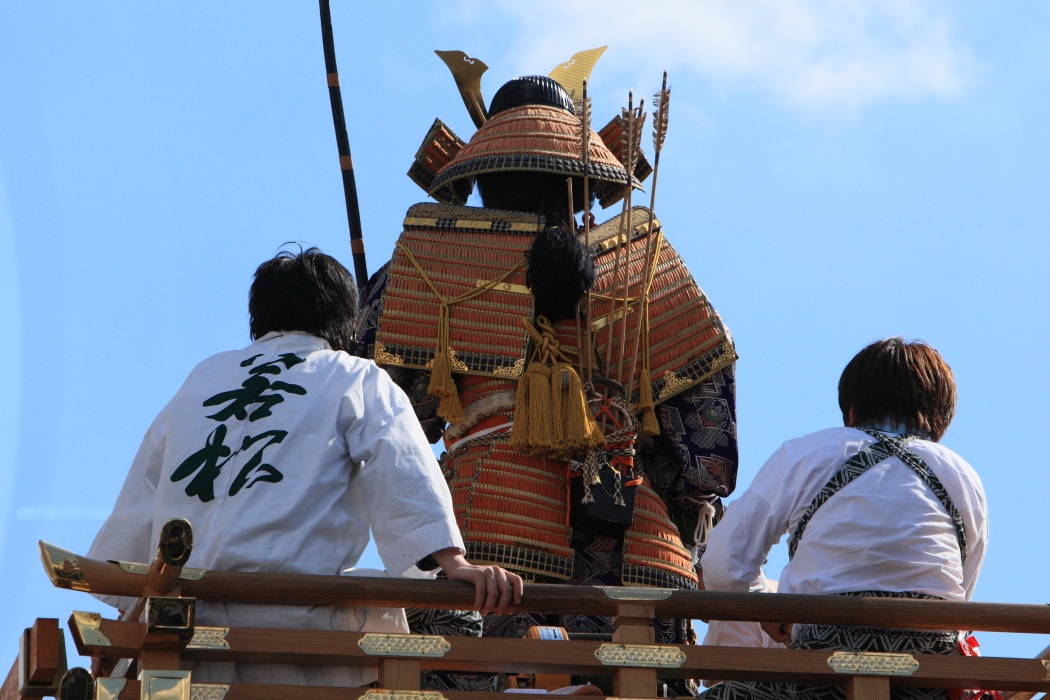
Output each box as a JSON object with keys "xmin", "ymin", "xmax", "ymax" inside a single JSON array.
[{"xmin": 171, "ymin": 352, "xmax": 305, "ymax": 502}]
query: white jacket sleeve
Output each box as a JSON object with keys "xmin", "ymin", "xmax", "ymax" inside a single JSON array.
[
  {"xmin": 86, "ymin": 410, "xmax": 167, "ymax": 610},
  {"xmin": 701, "ymin": 491, "xmax": 782, "ymax": 592},
  {"xmin": 344, "ymin": 364, "xmax": 463, "ymax": 577},
  {"xmin": 702, "ymin": 443, "xmax": 799, "ymax": 592}
]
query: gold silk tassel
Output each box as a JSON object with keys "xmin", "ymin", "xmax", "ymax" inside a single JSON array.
[
  {"xmin": 509, "ymin": 361, "xmax": 555, "ymax": 453},
  {"xmin": 550, "ymin": 362, "xmax": 569, "ymax": 440},
  {"xmin": 525, "ymin": 362, "xmax": 555, "ymax": 450},
  {"xmin": 512, "ymin": 316, "xmax": 604, "ymax": 458},
  {"xmin": 427, "ymin": 303, "xmax": 465, "ymax": 423},
  {"xmin": 637, "ymin": 367, "xmax": 660, "ymax": 436},
  {"xmin": 551, "ymin": 361, "xmax": 606, "ymax": 456},
  {"xmin": 429, "ymin": 350, "xmax": 465, "ymax": 423},
  {"xmin": 509, "ymin": 361, "xmax": 533, "ymax": 447}
]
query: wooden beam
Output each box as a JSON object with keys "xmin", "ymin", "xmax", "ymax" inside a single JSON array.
[
  {"xmin": 0, "ymin": 658, "xmax": 19, "ymax": 700},
  {"xmin": 65, "ymin": 614, "xmax": 1050, "ymax": 694},
  {"xmin": 41, "ymin": 543, "xmax": 1050, "ymax": 635}
]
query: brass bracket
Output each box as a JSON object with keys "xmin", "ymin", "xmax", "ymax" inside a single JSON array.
[
  {"xmin": 594, "ymin": 643, "xmax": 685, "ymax": 668},
  {"xmin": 590, "ymin": 306, "xmax": 635, "ymax": 332},
  {"xmin": 374, "ymin": 341, "xmax": 406, "ymax": 366},
  {"xmin": 476, "ymin": 279, "xmax": 530, "ymax": 295},
  {"xmin": 145, "ymin": 596, "xmax": 195, "ymax": 638},
  {"xmin": 358, "ymin": 633, "xmax": 452, "ymax": 658},
  {"xmin": 190, "ymin": 684, "xmax": 230, "ymax": 700},
  {"xmin": 75, "ymin": 676, "xmax": 229, "ymax": 700},
  {"xmin": 71, "ymin": 611, "xmax": 111, "ymax": 647},
  {"xmin": 656, "ymin": 370, "xmax": 692, "ymax": 402},
  {"xmin": 424, "ymin": 347, "xmax": 468, "ymax": 372},
  {"xmin": 492, "ymin": 357, "xmax": 526, "ymax": 378},
  {"xmin": 186, "ymin": 627, "xmax": 230, "ymax": 650},
  {"xmin": 117, "ymin": 561, "xmax": 208, "ymax": 580},
  {"xmin": 827, "ymin": 651, "xmax": 919, "ymax": 676},
  {"xmin": 363, "ymin": 691, "xmax": 446, "ymax": 700},
  {"xmin": 96, "ymin": 677, "xmax": 127, "ymax": 700},
  {"xmin": 594, "ymin": 220, "xmax": 658, "ymax": 253},
  {"xmin": 596, "ymin": 586, "xmax": 673, "ymax": 601},
  {"xmin": 139, "ymin": 669, "xmax": 192, "ymax": 700},
  {"xmin": 39, "ymin": 541, "xmax": 90, "ymax": 591},
  {"xmin": 1042, "ymin": 659, "xmax": 1050, "ymax": 679}
]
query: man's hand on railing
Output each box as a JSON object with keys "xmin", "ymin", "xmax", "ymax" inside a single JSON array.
[
  {"xmin": 760, "ymin": 620, "xmax": 793, "ymax": 645},
  {"xmin": 432, "ymin": 548, "xmax": 524, "ymax": 616}
]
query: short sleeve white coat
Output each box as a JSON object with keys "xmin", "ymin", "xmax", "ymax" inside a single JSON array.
[{"xmin": 88, "ymin": 331, "xmax": 464, "ymax": 686}]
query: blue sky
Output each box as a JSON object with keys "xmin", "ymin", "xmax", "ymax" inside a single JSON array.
[{"xmin": 2, "ymin": 1, "xmax": 1047, "ymax": 668}]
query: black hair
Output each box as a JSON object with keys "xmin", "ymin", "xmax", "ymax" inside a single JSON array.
[
  {"xmin": 248, "ymin": 246, "xmax": 358, "ymax": 353},
  {"xmin": 525, "ymin": 225, "xmax": 596, "ymax": 323}
]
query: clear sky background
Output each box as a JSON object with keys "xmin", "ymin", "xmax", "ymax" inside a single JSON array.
[{"xmin": 2, "ymin": 1, "xmax": 1047, "ymax": 671}]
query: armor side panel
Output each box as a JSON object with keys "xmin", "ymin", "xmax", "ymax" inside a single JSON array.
[{"xmin": 375, "ymin": 203, "xmax": 541, "ymax": 378}]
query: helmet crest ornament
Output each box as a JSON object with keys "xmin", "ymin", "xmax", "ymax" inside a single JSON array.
[{"xmin": 408, "ymin": 47, "xmax": 653, "ymax": 209}]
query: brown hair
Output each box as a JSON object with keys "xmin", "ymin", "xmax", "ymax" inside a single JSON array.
[{"xmin": 838, "ymin": 337, "xmax": 957, "ymax": 442}]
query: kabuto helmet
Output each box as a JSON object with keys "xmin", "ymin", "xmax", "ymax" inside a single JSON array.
[{"xmin": 408, "ymin": 48, "xmax": 651, "ymax": 209}]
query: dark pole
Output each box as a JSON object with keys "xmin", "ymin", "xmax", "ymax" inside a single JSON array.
[{"xmin": 318, "ymin": 0, "xmax": 368, "ymax": 292}]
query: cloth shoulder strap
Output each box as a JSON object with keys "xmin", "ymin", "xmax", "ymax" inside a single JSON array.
[{"xmin": 787, "ymin": 429, "xmax": 967, "ymax": 565}]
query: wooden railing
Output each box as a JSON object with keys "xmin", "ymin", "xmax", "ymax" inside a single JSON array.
[{"xmin": 5, "ymin": 532, "xmax": 1049, "ymax": 700}]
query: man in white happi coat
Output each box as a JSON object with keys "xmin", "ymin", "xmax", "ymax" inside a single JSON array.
[
  {"xmin": 700, "ymin": 337, "xmax": 989, "ymax": 700},
  {"xmin": 88, "ymin": 247, "xmax": 522, "ymax": 687}
]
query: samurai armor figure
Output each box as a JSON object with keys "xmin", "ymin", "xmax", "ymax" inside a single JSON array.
[{"xmin": 356, "ymin": 51, "xmax": 738, "ymax": 696}]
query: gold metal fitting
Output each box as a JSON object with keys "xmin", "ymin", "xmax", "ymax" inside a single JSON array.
[
  {"xmin": 363, "ymin": 691, "xmax": 446, "ymax": 700},
  {"xmin": 186, "ymin": 627, "xmax": 229, "ymax": 651},
  {"xmin": 95, "ymin": 677, "xmax": 127, "ymax": 700},
  {"xmin": 39, "ymin": 541, "xmax": 90, "ymax": 592},
  {"xmin": 827, "ymin": 651, "xmax": 919, "ymax": 676},
  {"xmin": 139, "ymin": 669, "xmax": 191, "ymax": 700},
  {"xmin": 596, "ymin": 586, "xmax": 672, "ymax": 601},
  {"xmin": 358, "ymin": 633, "xmax": 452, "ymax": 658},
  {"xmin": 71, "ymin": 611, "xmax": 111, "ymax": 648},
  {"xmin": 594, "ymin": 643, "xmax": 685, "ymax": 668},
  {"xmin": 145, "ymin": 597, "xmax": 195, "ymax": 638}
]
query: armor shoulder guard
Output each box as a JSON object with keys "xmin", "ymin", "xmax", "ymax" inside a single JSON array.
[{"xmin": 586, "ymin": 206, "xmax": 737, "ymax": 404}]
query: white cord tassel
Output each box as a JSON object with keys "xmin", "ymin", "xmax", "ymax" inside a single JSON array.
[{"xmin": 690, "ymin": 500, "xmax": 717, "ymax": 567}]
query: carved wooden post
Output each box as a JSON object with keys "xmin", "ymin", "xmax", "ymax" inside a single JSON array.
[
  {"xmin": 138, "ymin": 586, "xmax": 187, "ymax": 673},
  {"xmin": 847, "ymin": 674, "xmax": 891, "ymax": 700},
  {"xmin": 379, "ymin": 658, "xmax": 423, "ymax": 690},
  {"xmin": 611, "ymin": 602, "xmax": 657, "ymax": 698}
]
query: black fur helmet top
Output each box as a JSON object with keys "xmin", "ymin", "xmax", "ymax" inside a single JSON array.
[{"xmin": 488, "ymin": 75, "xmax": 575, "ymax": 116}]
